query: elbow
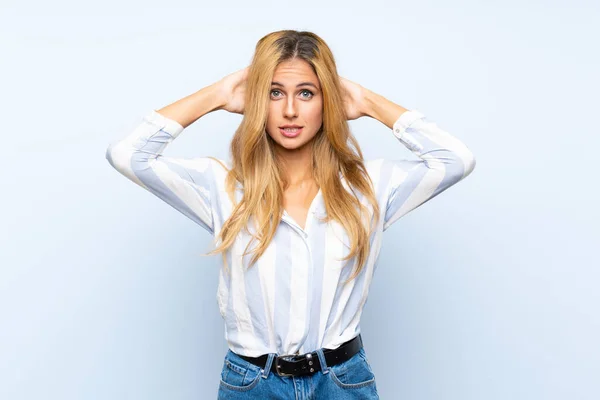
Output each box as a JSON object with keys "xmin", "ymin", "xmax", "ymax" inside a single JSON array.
[
  {"xmin": 446, "ymin": 150, "xmax": 476, "ymax": 182},
  {"xmin": 464, "ymin": 152, "xmax": 476, "ymax": 177},
  {"xmin": 105, "ymin": 143, "xmax": 115, "ymax": 167},
  {"xmin": 441, "ymin": 149, "xmax": 476, "ymax": 182},
  {"xmin": 105, "ymin": 141, "xmax": 131, "ymax": 173},
  {"xmin": 105, "ymin": 142, "xmax": 122, "ymax": 171}
]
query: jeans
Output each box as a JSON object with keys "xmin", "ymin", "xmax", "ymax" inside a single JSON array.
[{"xmin": 217, "ymin": 346, "xmax": 379, "ymax": 399}]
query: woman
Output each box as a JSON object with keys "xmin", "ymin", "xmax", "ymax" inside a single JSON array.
[{"xmin": 106, "ymin": 30, "xmax": 476, "ymax": 399}]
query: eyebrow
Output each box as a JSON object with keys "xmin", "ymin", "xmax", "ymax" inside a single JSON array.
[{"xmin": 271, "ymin": 81, "xmax": 320, "ymax": 90}]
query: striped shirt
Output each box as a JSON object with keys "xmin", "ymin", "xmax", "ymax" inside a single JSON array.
[{"xmin": 105, "ymin": 108, "xmax": 476, "ymax": 357}]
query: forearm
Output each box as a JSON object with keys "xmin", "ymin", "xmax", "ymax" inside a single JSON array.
[
  {"xmin": 361, "ymin": 89, "xmax": 409, "ymax": 129},
  {"xmin": 156, "ymin": 83, "xmax": 225, "ymax": 129}
]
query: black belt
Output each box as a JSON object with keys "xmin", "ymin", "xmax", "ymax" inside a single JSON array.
[{"xmin": 237, "ymin": 335, "xmax": 363, "ymax": 377}]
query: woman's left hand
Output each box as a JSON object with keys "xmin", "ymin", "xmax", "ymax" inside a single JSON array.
[{"xmin": 339, "ymin": 76, "xmax": 367, "ymax": 121}]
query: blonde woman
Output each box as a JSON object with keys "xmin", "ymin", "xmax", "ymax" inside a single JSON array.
[{"xmin": 106, "ymin": 30, "xmax": 476, "ymax": 399}]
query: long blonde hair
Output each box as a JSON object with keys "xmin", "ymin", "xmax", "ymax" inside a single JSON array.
[{"xmin": 208, "ymin": 30, "xmax": 380, "ymax": 281}]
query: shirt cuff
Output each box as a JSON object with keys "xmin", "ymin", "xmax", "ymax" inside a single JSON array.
[
  {"xmin": 392, "ymin": 109, "xmax": 425, "ymax": 139},
  {"xmin": 144, "ymin": 109, "xmax": 185, "ymax": 138}
]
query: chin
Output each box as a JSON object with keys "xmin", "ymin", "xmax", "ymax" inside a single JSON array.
[{"xmin": 276, "ymin": 140, "xmax": 307, "ymax": 151}]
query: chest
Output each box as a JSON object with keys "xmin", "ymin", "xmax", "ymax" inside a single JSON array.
[{"xmin": 282, "ymin": 184, "xmax": 320, "ymax": 230}]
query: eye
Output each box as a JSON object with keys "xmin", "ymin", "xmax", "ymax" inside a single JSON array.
[
  {"xmin": 270, "ymin": 89, "xmax": 282, "ymax": 98},
  {"xmin": 300, "ymin": 89, "xmax": 314, "ymax": 99}
]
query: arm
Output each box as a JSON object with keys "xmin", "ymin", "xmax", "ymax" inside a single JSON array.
[
  {"xmin": 105, "ymin": 84, "xmax": 228, "ymax": 234},
  {"xmin": 154, "ymin": 83, "xmax": 225, "ymax": 128},
  {"xmin": 361, "ymin": 89, "xmax": 477, "ymax": 231}
]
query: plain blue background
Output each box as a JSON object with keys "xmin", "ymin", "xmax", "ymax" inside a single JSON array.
[{"xmin": 1, "ymin": 1, "xmax": 598, "ymax": 399}]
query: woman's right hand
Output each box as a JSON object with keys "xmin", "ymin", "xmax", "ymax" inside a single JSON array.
[{"xmin": 217, "ymin": 67, "xmax": 249, "ymax": 114}]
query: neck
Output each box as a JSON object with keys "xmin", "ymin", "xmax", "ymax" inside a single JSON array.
[{"xmin": 275, "ymin": 144, "xmax": 314, "ymax": 186}]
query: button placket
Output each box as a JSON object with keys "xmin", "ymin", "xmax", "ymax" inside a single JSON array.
[{"xmin": 281, "ymin": 212, "xmax": 315, "ymax": 356}]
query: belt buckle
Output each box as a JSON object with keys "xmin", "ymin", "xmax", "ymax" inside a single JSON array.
[{"xmin": 274, "ymin": 353, "xmax": 300, "ymax": 377}]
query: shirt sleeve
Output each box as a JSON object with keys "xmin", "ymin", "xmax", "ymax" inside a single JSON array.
[
  {"xmin": 381, "ymin": 109, "xmax": 476, "ymax": 231},
  {"xmin": 105, "ymin": 110, "xmax": 222, "ymax": 235}
]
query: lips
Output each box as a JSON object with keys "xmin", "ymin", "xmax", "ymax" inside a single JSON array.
[{"xmin": 279, "ymin": 127, "xmax": 303, "ymax": 138}]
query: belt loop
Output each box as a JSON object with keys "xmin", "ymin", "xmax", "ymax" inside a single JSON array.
[
  {"xmin": 315, "ymin": 348, "xmax": 329, "ymax": 374},
  {"xmin": 261, "ymin": 353, "xmax": 275, "ymax": 379}
]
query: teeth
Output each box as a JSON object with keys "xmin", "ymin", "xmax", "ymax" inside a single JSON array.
[{"xmin": 283, "ymin": 128, "xmax": 299, "ymax": 132}]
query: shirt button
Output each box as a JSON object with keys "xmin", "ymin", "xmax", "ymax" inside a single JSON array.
[{"xmin": 395, "ymin": 128, "xmax": 400, "ymax": 133}]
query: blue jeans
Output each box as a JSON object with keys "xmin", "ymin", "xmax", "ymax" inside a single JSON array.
[{"xmin": 217, "ymin": 346, "xmax": 379, "ymax": 399}]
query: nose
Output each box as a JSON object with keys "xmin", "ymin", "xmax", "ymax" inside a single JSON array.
[{"xmin": 284, "ymin": 97, "xmax": 298, "ymax": 118}]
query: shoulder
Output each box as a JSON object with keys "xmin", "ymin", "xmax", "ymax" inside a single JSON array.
[
  {"xmin": 205, "ymin": 157, "xmax": 231, "ymax": 175},
  {"xmin": 204, "ymin": 158, "xmax": 232, "ymax": 190},
  {"xmin": 363, "ymin": 158, "xmax": 391, "ymax": 182},
  {"xmin": 362, "ymin": 158, "xmax": 406, "ymax": 199},
  {"xmin": 167, "ymin": 157, "xmax": 231, "ymax": 190}
]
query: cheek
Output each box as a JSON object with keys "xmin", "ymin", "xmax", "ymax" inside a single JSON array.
[
  {"xmin": 266, "ymin": 105, "xmax": 278, "ymax": 137},
  {"xmin": 306, "ymin": 103, "xmax": 323, "ymax": 125},
  {"xmin": 267, "ymin": 104, "xmax": 277, "ymax": 125}
]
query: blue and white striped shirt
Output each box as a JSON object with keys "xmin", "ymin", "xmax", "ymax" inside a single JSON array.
[{"xmin": 105, "ymin": 109, "xmax": 476, "ymax": 357}]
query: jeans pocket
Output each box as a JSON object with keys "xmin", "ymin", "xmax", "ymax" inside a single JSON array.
[
  {"xmin": 328, "ymin": 348, "xmax": 377, "ymax": 389},
  {"xmin": 219, "ymin": 352, "xmax": 262, "ymax": 392}
]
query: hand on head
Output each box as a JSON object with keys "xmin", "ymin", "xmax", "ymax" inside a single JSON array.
[
  {"xmin": 339, "ymin": 76, "xmax": 367, "ymax": 121},
  {"xmin": 217, "ymin": 67, "xmax": 249, "ymax": 115}
]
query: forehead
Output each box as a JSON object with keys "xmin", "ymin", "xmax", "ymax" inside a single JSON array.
[{"xmin": 272, "ymin": 59, "xmax": 319, "ymax": 86}]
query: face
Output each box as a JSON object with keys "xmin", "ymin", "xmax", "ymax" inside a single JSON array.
[{"xmin": 266, "ymin": 58, "xmax": 323, "ymax": 153}]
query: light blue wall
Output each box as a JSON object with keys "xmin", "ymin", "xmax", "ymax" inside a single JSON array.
[{"xmin": 1, "ymin": 1, "xmax": 598, "ymax": 399}]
